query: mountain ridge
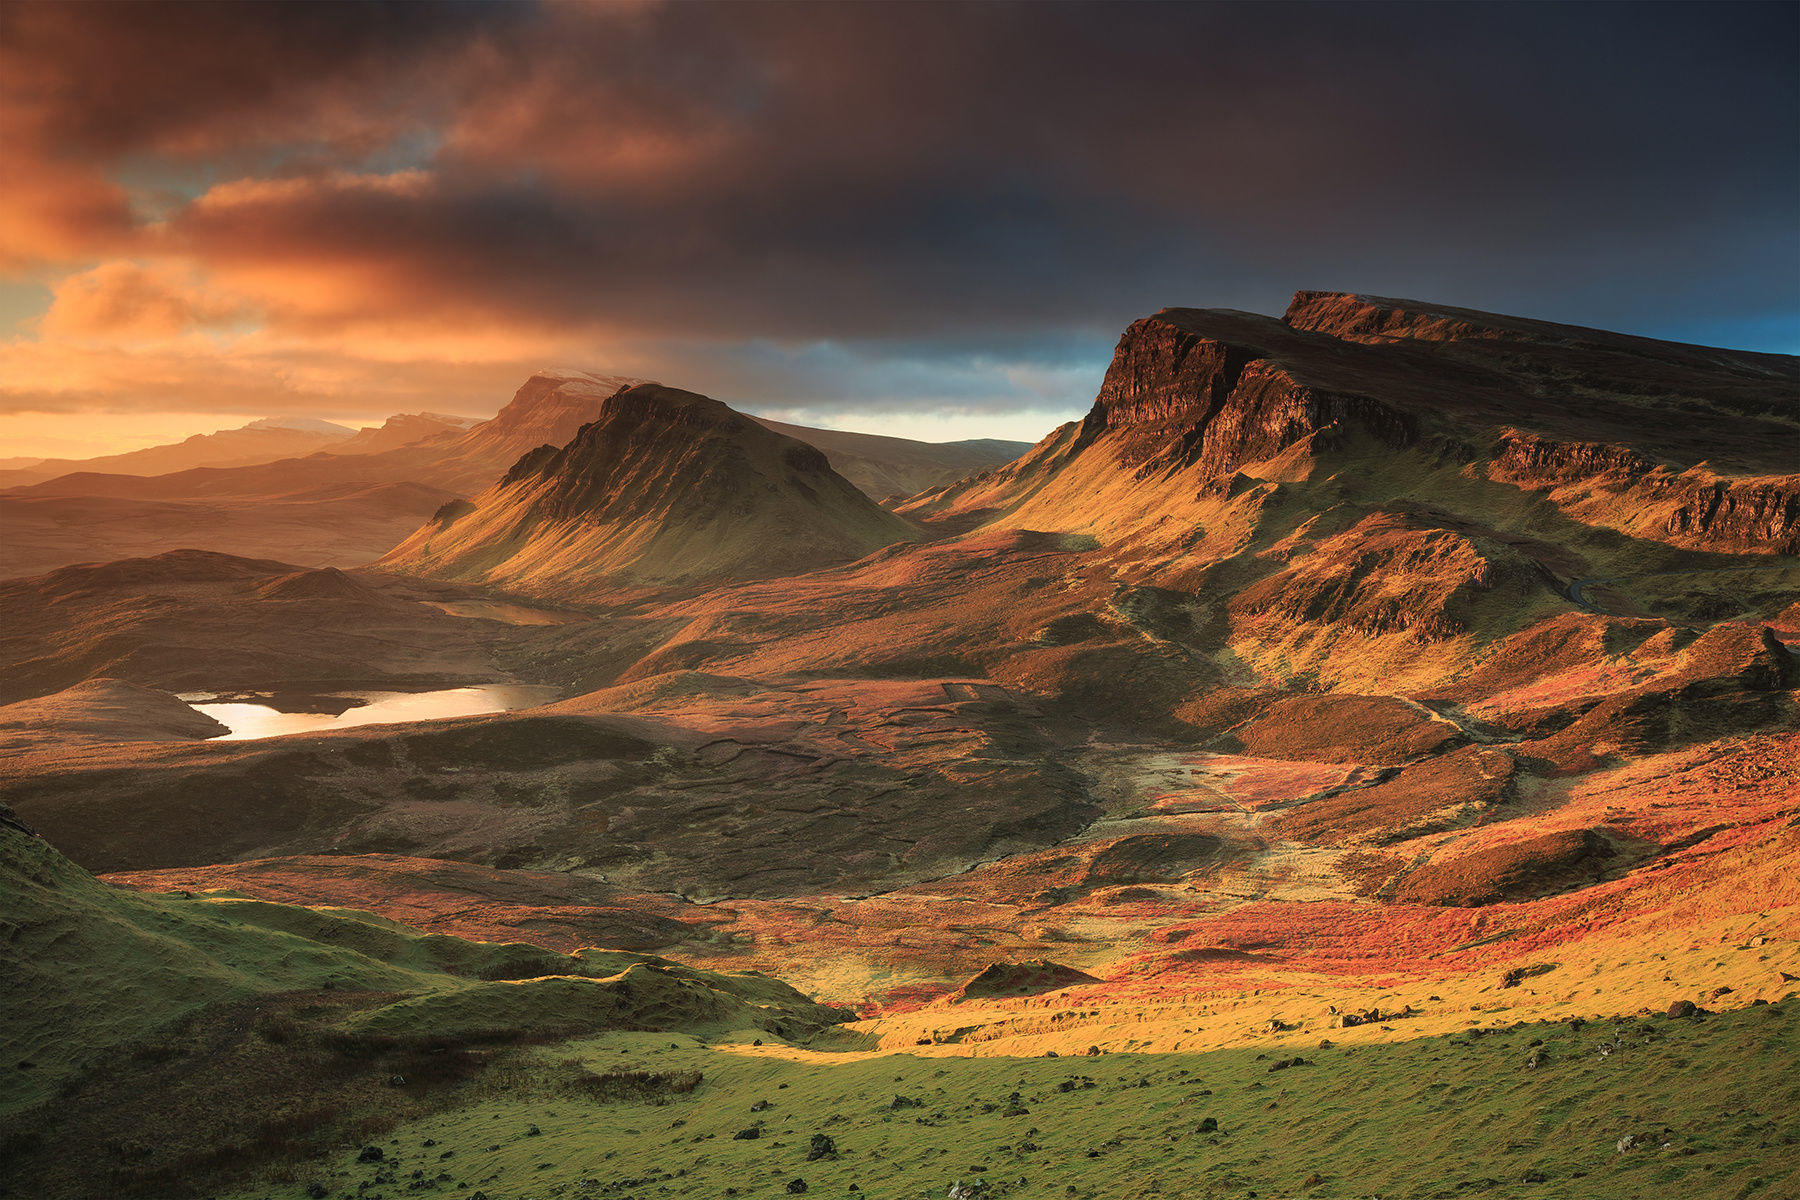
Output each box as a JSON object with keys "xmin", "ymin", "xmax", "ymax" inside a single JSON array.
[{"xmin": 902, "ymin": 291, "xmax": 1799, "ymax": 555}]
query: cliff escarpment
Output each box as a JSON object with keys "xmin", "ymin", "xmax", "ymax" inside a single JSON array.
[
  {"xmin": 1491, "ymin": 432, "xmax": 1799, "ymax": 555},
  {"xmin": 903, "ymin": 292, "xmax": 1798, "ymax": 559},
  {"xmin": 1080, "ymin": 312, "xmax": 1417, "ymax": 478}
]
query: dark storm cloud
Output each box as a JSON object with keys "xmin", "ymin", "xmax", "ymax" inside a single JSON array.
[
  {"xmin": 3, "ymin": 0, "xmax": 1795, "ymax": 432},
  {"xmin": 0, "ymin": 0, "xmax": 516, "ymax": 156}
]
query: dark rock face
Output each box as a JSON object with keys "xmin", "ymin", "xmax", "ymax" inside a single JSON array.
[
  {"xmin": 1661, "ymin": 479, "xmax": 1799, "ymax": 554},
  {"xmin": 1081, "ymin": 311, "xmax": 1416, "ymax": 479},
  {"xmin": 429, "ymin": 498, "xmax": 476, "ymax": 526},
  {"xmin": 1090, "ymin": 320, "xmax": 1258, "ymax": 431},
  {"xmin": 1492, "ymin": 433, "xmax": 1651, "ymax": 482},
  {"xmin": 1492, "ymin": 433, "xmax": 1799, "ymax": 554}
]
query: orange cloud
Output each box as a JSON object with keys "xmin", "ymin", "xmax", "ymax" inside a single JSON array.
[
  {"xmin": 40, "ymin": 262, "xmax": 249, "ymax": 340},
  {"xmin": 0, "ymin": 148, "xmax": 139, "ymax": 270}
]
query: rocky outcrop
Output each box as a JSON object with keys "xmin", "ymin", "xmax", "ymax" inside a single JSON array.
[
  {"xmin": 1079, "ymin": 310, "xmax": 1416, "ymax": 477},
  {"xmin": 1282, "ymin": 290, "xmax": 1577, "ymax": 346},
  {"xmin": 1659, "ymin": 479, "xmax": 1799, "ymax": 553},
  {"xmin": 888, "ymin": 292, "xmax": 1799, "ymax": 565},
  {"xmin": 334, "ymin": 411, "xmax": 478, "ymax": 456},
  {"xmin": 1491, "ymin": 432, "xmax": 1799, "ymax": 555},
  {"xmin": 1087, "ymin": 317, "xmax": 1258, "ymax": 430},
  {"xmin": 1231, "ymin": 513, "xmax": 1546, "ymax": 642},
  {"xmin": 450, "ymin": 370, "xmax": 650, "ymax": 469},
  {"xmin": 1490, "ymin": 432, "xmax": 1652, "ymax": 481}
]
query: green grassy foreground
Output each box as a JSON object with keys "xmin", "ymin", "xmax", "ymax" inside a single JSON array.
[
  {"xmin": 0, "ymin": 817, "xmax": 840, "ymax": 1198},
  {"xmin": 235, "ymin": 1003, "xmax": 1800, "ymax": 1200}
]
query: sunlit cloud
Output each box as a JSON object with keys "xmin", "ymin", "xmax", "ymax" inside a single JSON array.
[{"xmin": 0, "ymin": 0, "xmax": 1792, "ymax": 461}]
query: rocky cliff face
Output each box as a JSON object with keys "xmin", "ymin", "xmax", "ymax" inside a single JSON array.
[
  {"xmin": 1662, "ymin": 480, "xmax": 1799, "ymax": 553},
  {"xmin": 1281, "ymin": 290, "xmax": 1568, "ymax": 345},
  {"xmin": 1492, "ymin": 433, "xmax": 1800, "ymax": 555},
  {"xmin": 1080, "ymin": 310, "xmax": 1416, "ymax": 477}
]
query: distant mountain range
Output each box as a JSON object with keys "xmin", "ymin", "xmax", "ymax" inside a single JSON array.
[{"xmin": 0, "ymin": 412, "xmax": 488, "ymax": 488}]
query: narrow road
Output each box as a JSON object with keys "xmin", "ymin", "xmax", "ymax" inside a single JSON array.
[{"xmin": 1566, "ymin": 575, "xmax": 1614, "ymax": 611}]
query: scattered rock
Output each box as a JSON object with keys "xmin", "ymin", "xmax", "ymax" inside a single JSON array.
[
  {"xmin": 786, "ymin": 1180, "xmax": 808, "ymax": 1195},
  {"xmin": 357, "ymin": 1146, "xmax": 385, "ymax": 1163},
  {"xmin": 807, "ymin": 1133, "xmax": 837, "ymax": 1162},
  {"xmin": 1501, "ymin": 963, "xmax": 1556, "ymax": 988},
  {"xmin": 1666, "ymin": 1000, "xmax": 1697, "ymax": 1019}
]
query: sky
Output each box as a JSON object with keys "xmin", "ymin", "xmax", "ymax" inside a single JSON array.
[{"xmin": 1, "ymin": 0, "xmax": 1796, "ymax": 459}]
